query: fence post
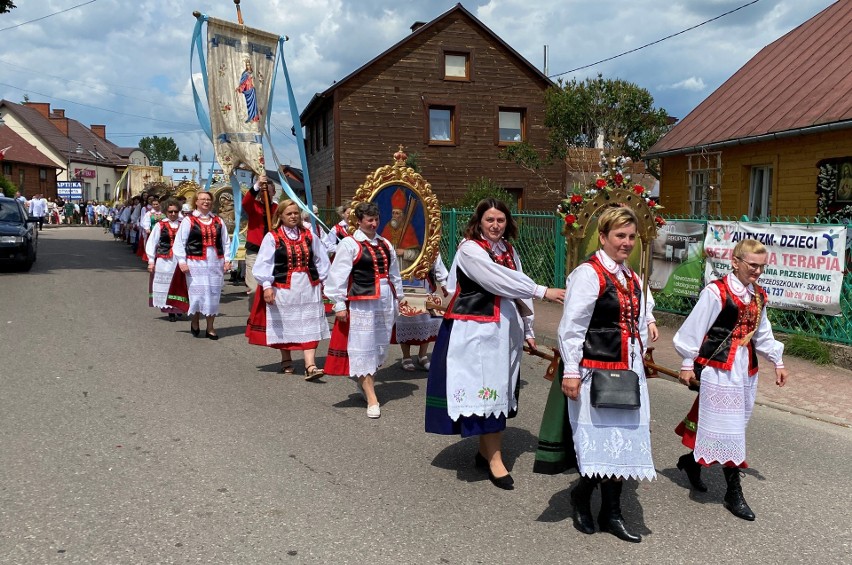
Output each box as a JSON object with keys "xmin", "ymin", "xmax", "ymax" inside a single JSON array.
[
  {"xmin": 446, "ymin": 208, "xmax": 458, "ymax": 266},
  {"xmin": 554, "ymin": 215, "xmax": 565, "ymax": 288}
]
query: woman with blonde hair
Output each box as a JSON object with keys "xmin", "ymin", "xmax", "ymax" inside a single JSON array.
[
  {"xmin": 557, "ymin": 205, "xmax": 658, "ymax": 543},
  {"xmin": 246, "ymin": 199, "xmax": 331, "ymax": 378},
  {"xmin": 173, "ymin": 191, "xmax": 231, "ymax": 339}
]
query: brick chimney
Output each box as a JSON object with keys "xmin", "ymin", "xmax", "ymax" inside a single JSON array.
[
  {"xmin": 52, "ymin": 108, "xmax": 65, "ymax": 118},
  {"xmin": 28, "ymin": 102, "xmax": 51, "ymax": 118},
  {"xmin": 90, "ymin": 124, "xmax": 106, "ymax": 140},
  {"xmin": 49, "ymin": 115, "xmax": 69, "ymax": 136}
]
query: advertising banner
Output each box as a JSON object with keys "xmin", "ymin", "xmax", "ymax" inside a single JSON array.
[
  {"xmin": 703, "ymin": 221, "xmax": 846, "ymax": 316},
  {"xmin": 650, "ymin": 220, "xmax": 706, "ymax": 298}
]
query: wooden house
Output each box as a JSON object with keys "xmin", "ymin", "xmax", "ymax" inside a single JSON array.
[
  {"xmin": 644, "ymin": 1, "xmax": 852, "ymax": 220},
  {"xmin": 300, "ymin": 4, "xmax": 562, "ymax": 210}
]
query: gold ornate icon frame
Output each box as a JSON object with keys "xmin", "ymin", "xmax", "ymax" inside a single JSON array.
[{"xmin": 350, "ymin": 146, "xmax": 442, "ymax": 281}]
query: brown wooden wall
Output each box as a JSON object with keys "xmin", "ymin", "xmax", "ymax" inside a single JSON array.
[
  {"xmin": 304, "ymin": 105, "xmax": 335, "ymax": 208},
  {"xmin": 304, "ymin": 11, "xmax": 562, "ymax": 210},
  {"xmin": 2, "ymin": 162, "xmax": 58, "ymax": 200},
  {"xmin": 658, "ymin": 128, "xmax": 852, "ymax": 218}
]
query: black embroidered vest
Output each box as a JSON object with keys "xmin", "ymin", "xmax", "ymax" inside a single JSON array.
[
  {"xmin": 155, "ymin": 219, "xmax": 179, "ymax": 259},
  {"xmin": 271, "ymin": 228, "xmax": 320, "ymax": 288},
  {"xmin": 446, "ymin": 239, "xmax": 517, "ymax": 323},
  {"xmin": 580, "ymin": 255, "xmax": 643, "ymax": 370},
  {"xmin": 185, "ymin": 215, "xmax": 224, "ymax": 260},
  {"xmin": 348, "ymin": 237, "xmax": 392, "ymax": 300},
  {"xmin": 696, "ymin": 278, "xmax": 766, "ymax": 376}
]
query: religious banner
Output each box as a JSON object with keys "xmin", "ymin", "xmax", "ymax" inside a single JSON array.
[
  {"xmin": 704, "ymin": 221, "xmax": 847, "ymax": 316},
  {"xmin": 649, "ymin": 220, "xmax": 706, "ymax": 298},
  {"xmin": 205, "ymin": 17, "xmax": 278, "ymax": 177}
]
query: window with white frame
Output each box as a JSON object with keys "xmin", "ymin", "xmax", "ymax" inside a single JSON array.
[
  {"xmin": 748, "ymin": 165, "xmax": 772, "ymax": 219},
  {"xmin": 687, "ymin": 152, "xmax": 722, "ymax": 217}
]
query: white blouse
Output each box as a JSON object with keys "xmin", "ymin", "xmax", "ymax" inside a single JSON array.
[
  {"xmin": 323, "ymin": 230, "xmax": 404, "ymax": 312},
  {"xmin": 252, "ymin": 226, "xmax": 331, "ymax": 289}
]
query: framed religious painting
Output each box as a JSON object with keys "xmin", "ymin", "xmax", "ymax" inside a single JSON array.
[{"xmin": 350, "ymin": 146, "xmax": 442, "ymax": 282}]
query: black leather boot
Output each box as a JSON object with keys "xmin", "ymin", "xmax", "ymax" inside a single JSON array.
[
  {"xmin": 677, "ymin": 452, "xmax": 708, "ymax": 492},
  {"xmin": 570, "ymin": 476, "xmax": 598, "ymax": 534},
  {"xmin": 598, "ymin": 480, "xmax": 641, "ymax": 543},
  {"xmin": 723, "ymin": 467, "xmax": 755, "ymax": 521}
]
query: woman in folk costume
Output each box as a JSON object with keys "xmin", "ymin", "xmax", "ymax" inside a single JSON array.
[
  {"xmin": 140, "ymin": 197, "xmax": 166, "ymax": 263},
  {"xmin": 425, "ymin": 199, "xmax": 565, "ymax": 490},
  {"xmin": 324, "ymin": 201, "xmax": 404, "ymax": 419},
  {"xmin": 172, "ymin": 191, "xmax": 231, "ymax": 340},
  {"xmin": 558, "ymin": 206, "xmax": 658, "ymax": 543},
  {"xmin": 673, "ymin": 238, "xmax": 787, "ymax": 521},
  {"xmin": 246, "ymin": 200, "xmax": 330, "ymax": 379},
  {"xmin": 145, "ymin": 200, "xmax": 189, "ymax": 321},
  {"xmin": 393, "ymin": 253, "xmax": 449, "ymax": 371},
  {"xmin": 322, "ymin": 203, "xmax": 354, "ymax": 258}
]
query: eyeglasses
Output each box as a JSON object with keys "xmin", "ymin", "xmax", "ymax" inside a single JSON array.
[
  {"xmin": 734, "ymin": 256, "xmax": 766, "ymax": 272},
  {"xmin": 166, "ymin": 210, "xmax": 180, "ymax": 214}
]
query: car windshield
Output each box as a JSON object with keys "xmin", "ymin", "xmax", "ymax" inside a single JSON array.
[{"xmin": 0, "ymin": 201, "xmax": 23, "ymax": 223}]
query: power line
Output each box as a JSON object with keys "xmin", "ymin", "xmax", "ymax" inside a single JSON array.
[
  {"xmin": 0, "ymin": 58, "xmax": 168, "ymax": 107},
  {"xmin": 0, "ymin": 81, "xmax": 198, "ymax": 127},
  {"xmin": 0, "ymin": 0, "xmax": 98, "ymax": 33},
  {"xmin": 550, "ymin": 0, "xmax": 763, "ymax": 78}
]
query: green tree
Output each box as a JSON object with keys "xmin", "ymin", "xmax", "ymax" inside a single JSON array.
[
  {"xmin": 0, "ymin": 174, "xmax": 16, "ymax": 197},
  {"xmin": 452, "ymin": 177, "xmax": 517, "ymax": 210},
  {"xmin": 138, "ymin": 136, "xmax": 181, "ymax": 167},
  {"xmin": 0, "ymin": 1, "xmax": 16, "ymax": 14},
  {"xmin": 545, "ymin": 74, "xmax": 670, "ymax": 163}
]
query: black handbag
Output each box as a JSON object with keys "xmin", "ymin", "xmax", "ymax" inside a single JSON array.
[
  {"xmin": 588, "ymin": 272, "xmax": 640, "ymax": 409},
  {"xmin": 590, "ymin": 369, "xmax": 640, "ymax": 409}
]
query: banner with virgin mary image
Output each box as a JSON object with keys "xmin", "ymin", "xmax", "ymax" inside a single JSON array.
[{"xmin": 205, "ymin": 17, "xmax": 278, "ymax": 177}]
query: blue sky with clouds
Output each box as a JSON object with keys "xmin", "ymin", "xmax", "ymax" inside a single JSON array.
[{"xmin": 0, "ymin": 0, "xmax": 837, "ymax": 167}]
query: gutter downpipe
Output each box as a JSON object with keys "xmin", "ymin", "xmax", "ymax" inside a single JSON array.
[{"xmin": 643, "ymin": 120, "xmax": 852, "ymax": 159}]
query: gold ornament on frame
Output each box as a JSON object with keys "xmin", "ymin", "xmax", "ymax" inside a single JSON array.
[{"xmin": 350, "ymin": 146, "xmax": 442, "ymax": 281}]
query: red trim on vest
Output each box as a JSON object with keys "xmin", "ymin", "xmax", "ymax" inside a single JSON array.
[
  {"xmin": 580, "ymin": 255, "xmax": 643, "ymax": 370},
  {"xmin": 347, "ymin": 236, "xmax": 391, "ymax": 301},
  {"xmin": 155, "ymin": 219, "xmax": 179, "ymax": 260},
  {"xmin": 695, "ymin": 279, "xmax": 765, "ymax": 376},
  {"xmin": 445, "ymin": 238, "xmax": 517, "ymax": 323},
  {"xmin": 269, "ymin": 228, "xmax": 320, "ymax": 289},
  {"xmin": 185, "ymin": 215, "xmax": 224, "ymax": 260}
]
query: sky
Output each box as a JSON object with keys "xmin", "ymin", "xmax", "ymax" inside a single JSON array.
[{"xmin": 0, "ymin": 0, "xmax": 838, "ymax": 168}]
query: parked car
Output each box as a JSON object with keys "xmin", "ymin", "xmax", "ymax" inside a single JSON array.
[{"xmin": 0, "ymin": 196, "xmax": 38, "ymax": 271}]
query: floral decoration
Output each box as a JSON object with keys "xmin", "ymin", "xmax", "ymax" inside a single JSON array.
[
  {"xmin": 556, "ymin": 153, "xmax": 665, "ymax": 234},
  {"xmin": 477, "ymin": 387, "xmax": 499, "ymax": 401},
  {"xmin": 816, "ymin": 161, "xmax": 852, "ymax": 223}
]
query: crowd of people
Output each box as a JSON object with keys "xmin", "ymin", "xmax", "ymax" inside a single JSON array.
[
  {"xmin": 125, "ymin": 183, "xmax": 790, "ymax": 543},
  {"xmin": 14, "ymin": 191, "xmax": 115, "ymax": 227}
]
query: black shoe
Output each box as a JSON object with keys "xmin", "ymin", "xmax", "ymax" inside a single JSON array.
[
  {"xmin": 488, "ymin": 470, "xmax": 514, "ymax": 490},
  {"xmin": 205, "ymin": 332, "xmax": 219, "ymax": 341},
  {"xmin": 168, "ymin": 314, "xmax": 176, "ymax": 322},
  {"xmin": 474, "ymin": 452, "xmax": 489, "ymax": 470},
  {"xmin": 190, "ymin": 323, "xmax": 200, "ymax": 337},
  {"xmin": 723, "ymin": 467, "xmax": 755, "ymax": 521},
  {"xmin": 677, "ymin": 452, "xmax": 708, "ymax": 492},
  {"xmin": 598, "ymin": 481, "xmax": 641, "ymax": 543},
  {"xmin": 570, "ymin": 476, "xmax": 598, "ymax": 534}
]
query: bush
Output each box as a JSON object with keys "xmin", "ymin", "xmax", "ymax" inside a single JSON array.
[
  {"xmin": 451, "ymin": 177, "xmax": 517, "ymax": 210},
  {"xmin": 0, "ymin": 174, "xmax": 16, "ymax": 197},
  {"xmin": 783, "ymin": 334, "xmax": 832, "ymax": 365}
]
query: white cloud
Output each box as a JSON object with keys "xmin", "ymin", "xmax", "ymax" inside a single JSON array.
[
  {"xmin": 659, "ymin": 76, "xmax": 707, "ymax": 92},
  {"xmin": 0, "ymin": 0, "xmax": 837, "ymax": 166}
]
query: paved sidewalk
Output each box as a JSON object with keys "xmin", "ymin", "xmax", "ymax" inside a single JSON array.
[{"xmin": 531, "ymin": 299, "xmax": 852, "ymax": 427}]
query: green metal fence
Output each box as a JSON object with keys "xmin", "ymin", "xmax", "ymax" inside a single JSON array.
[
  {"xmin": 320, "ymin": 207, "xmax": 852, "ymax": 345},
  {"xmin": 439, "ymin": 209, "xmax": 566, "ymax": 288}
]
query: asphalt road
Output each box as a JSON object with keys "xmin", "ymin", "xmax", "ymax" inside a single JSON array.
[{"xmin": 1, "ymin": 228, "xmax": 850, "ymax": 564}]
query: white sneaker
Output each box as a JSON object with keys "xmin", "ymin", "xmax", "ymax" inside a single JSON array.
[{"xmin": 366, "ymin": 404, "xmax": 381, "ymax": 419}]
